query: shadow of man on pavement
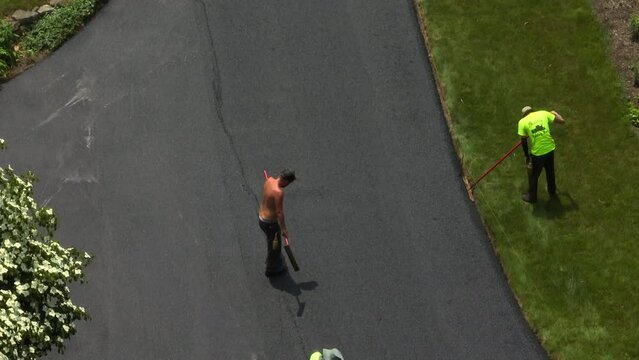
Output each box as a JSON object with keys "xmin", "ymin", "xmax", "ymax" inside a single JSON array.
[{"xmin": 269, "ymin": 273, "xmax": 318, "ymax": 317}]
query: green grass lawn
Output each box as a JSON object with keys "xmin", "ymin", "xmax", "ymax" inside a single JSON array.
[
  {"xmin": 416, "ymin": 1, "xmax": 639, "ymax": 359},
  {"xmin": 0, "ymin": 0, "xmax": 45, "ymax": 17}
]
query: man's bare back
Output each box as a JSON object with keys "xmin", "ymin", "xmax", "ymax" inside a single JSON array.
[
  {"xmin": 259, "ymin": 177, "xmax": 283, "ymax": 222},
  {"xmin": 259, "ymin": 170, "xmax": 295, "ymax": 239}
]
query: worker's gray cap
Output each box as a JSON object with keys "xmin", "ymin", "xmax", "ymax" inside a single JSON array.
[
  {"xmin": 322, "ymin": 348, "xmax": 344, "ymax": 360},
  {"xmin": 521, "ymin": 105, "xmax": 533, "ymax": 115}
]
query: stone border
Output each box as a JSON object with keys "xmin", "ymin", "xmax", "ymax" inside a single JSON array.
[
  {"xmin": 4, "ymin": 1, "xmax": 70, "ymax": 32},
  {"xmin": 0, "ymin": 0, "xmax": 99, "ymax": 83}
]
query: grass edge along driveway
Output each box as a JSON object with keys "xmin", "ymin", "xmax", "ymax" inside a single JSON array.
[{"xmin": 415, "ymin": 1, "xmax": 638, "ymax": 360}]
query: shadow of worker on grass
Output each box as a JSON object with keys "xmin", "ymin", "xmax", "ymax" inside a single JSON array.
[
  {"xmin": 532, "ymin": 192, "xmax": 579, "ymax": 219},
  {"xmin": 269, "ymin": 273, "xmax": 318, "ymax": 317}
]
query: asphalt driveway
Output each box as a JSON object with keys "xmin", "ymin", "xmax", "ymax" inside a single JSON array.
[{"xmin": 0, "ymin": 1, "xmax": 547, "ymax": 359}]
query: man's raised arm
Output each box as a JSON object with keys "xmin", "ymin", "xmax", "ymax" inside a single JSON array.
[{"xmin": 551, "ymin": 110, "xmax": 565, "ymax": 124}]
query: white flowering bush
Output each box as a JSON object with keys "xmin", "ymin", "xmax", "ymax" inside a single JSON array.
[{"xmin": 0, "ymin": 139, "xmax": 92, "ymax": 359}]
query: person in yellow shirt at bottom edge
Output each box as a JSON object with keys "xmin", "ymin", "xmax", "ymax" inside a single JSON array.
[
  {"xmin": 518, "ymin": 105, "xmax": 566, "ymax": 203},
  {"xmin": 309, "ymin": 348, "xmax": 344, "ymax": 360}
]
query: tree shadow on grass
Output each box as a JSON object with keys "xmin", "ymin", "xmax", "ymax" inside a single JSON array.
[
  {"xmin": 532, "ymin": 192, "xmax": 579, "ymax": 219},
  {"xmin": 269, "ymin": 272, "xmax": 318, "ymax": 317}
]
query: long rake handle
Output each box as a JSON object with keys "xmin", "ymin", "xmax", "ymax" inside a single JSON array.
[
  {"xmin": 470, "ymin": 141, "xmax": 522, "ymax": 190},
  {"xmin": 284, "ymin": 236, "xmax": 300, "ymax": 271}
]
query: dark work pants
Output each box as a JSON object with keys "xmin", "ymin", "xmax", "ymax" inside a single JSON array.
[
  {"xmin": 258, "ymin": 219, "xmax": 285, "ymax": 274},
  {"xmin": 528, "ymin": 151, "xmax": 556, "ymax": 201}
]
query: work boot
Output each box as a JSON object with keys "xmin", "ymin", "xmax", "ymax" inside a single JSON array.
[
  {"xmin": 265, "ymin": 266, "xmax": 287, "ymax": 277},
  {"xmin": 521, "ymin": 193, "xmax": 537, "ymax": 203}
]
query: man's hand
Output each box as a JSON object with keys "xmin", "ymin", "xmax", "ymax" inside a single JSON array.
[
  {"xmin": 281, "ymin": 229, "xmax": 289, "ymax": 239},
  {"xmin": 551, "ymin": 110, "xmax": 566, "ymax": 124}
]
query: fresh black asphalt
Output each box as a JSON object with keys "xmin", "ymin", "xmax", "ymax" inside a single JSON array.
[{"xmin": 0, "ymin": 1, "xmax": 548, "ymax": 359}]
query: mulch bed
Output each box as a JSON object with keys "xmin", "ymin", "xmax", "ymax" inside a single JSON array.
[{"xmin": 592, "ymin": 0, "xmax": 639, "ymax": 103}]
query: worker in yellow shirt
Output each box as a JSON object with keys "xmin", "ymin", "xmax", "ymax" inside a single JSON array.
[
  {"xmin": 518, "ymin": 105, "xmax": 565, "ymax": 203},
  {"xmin": 309, "ymin": 348, "xmax": 344, "ymax": 360}
]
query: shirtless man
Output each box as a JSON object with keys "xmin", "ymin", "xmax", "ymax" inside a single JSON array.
[{"xmin": 258, "ymin": 169, "xmax": 296, "ymax": 277}]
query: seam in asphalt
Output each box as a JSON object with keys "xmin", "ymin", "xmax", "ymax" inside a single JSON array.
[{"xmin": 194, "ymin": 0, "xmax": 259, "ymax": 206}]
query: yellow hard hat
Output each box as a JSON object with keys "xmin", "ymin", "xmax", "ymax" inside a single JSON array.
[{"xmin": 309, "ymin": 351, "xmax": 322, "ymax": 360}]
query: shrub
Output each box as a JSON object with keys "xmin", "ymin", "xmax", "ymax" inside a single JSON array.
[
  {"xmin": 0, "ymin": 138, "xmax": 92, "ymax": 358},
  {"xmin": 632, "ymin": 14, "xmax": 639, "ymax": 42},
  {"xmin": 0, "ymin": 19, "xmax": 18, "ymax": 78},
  {"xmin": 629, "ymin": 102, "xmax": 639, "ymax": 128},
  {"xmin": 20, "ymin": 0, "xmax": 101, "ymax": 54}
]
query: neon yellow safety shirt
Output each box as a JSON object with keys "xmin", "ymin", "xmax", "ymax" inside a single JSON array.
[{"xmin": 517, "ymin": 110, "xmax": 556, "ymax": 156}]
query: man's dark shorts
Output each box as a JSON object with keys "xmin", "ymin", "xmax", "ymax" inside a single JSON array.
[{"xmin": 258, "ymin": 217, "xmax": 286, "ymax": 276}]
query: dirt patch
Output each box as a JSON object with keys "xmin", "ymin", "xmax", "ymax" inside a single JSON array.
[
  {"xmin": 0, "ymin": 51, "xmax": 47, "ymax": 85},
  {"xmin": 591, "ymin": 0, "xmax": 639, "ymax": 103}
]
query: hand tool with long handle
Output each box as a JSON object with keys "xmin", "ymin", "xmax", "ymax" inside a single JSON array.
[{"xmin": 466, "ymin": 141, "xmax": 522, "ymax": 197}]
